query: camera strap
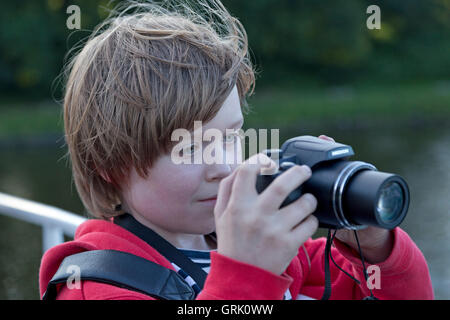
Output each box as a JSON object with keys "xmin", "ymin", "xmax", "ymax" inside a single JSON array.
[
  {"xmin": 321, "ymin": 230, "xmax": 333, "ymax": 300},
  {"xmin": 114, "ymin": 213, "xmax": 209, "ymax": 289},
  {"xmin": 321, "ymin": 229, "xmax": 378, "ymax": 300}
]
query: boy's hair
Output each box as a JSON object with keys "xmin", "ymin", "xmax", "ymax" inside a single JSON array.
[{"xmin": 63, "ymin": 0, "xmax": 256, "ymax": 219}]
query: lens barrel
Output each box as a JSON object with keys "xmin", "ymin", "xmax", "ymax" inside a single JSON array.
[
  {"xmin": 342, "ymin": 169, "xmax": 409, "ymax": 229},
  {"xmin": 299, "ymin": 160, "xmax": 410, "ymax": 229}
]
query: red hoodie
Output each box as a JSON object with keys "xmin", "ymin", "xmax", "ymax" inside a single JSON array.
[{"xmin": 39, "ymin": 219, "xmax": 434, "ymax": 300}]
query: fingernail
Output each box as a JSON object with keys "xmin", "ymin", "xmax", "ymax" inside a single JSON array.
[{"xmin": 302, "ymin": 165, "xmax": 312, "ymax": 176}]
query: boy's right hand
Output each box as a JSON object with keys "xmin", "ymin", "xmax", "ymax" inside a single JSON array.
[{"xmin": 214, "ymin": 153, "xmax": 319, "ymax": 276}]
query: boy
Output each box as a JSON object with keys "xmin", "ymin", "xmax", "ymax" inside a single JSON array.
[{"xmin": 39, "ymin": 0, "xmax": 433, "ymax": 300}]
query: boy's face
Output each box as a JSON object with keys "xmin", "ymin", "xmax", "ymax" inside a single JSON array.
[{"xmin": 122, "ymin": 86, "xmax": 244, "ymax": 235}]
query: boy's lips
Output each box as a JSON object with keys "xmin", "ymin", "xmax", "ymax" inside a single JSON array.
[
  {"xmin": 198, "ymin": 197, "xmax": 217, "ymax": 207},
  {"xmin": 198, "ymin": 196, "xmax": 217, "ymax": 202},
  {"xmin": 198, "ymin": 195, "xmax": 218, "ymax": 206}
]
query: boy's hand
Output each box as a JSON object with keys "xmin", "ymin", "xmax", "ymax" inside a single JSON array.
[
  {"xmin": 318, "ymin": 135, "xmax": 394, "ymax": 263},
  {"xmin": 334, "ymin": 226, "xmax": 394, "ymax": 263},
  {"xmin": 214, "ymin": 153, "xmax": 319, "ymax": 276}
]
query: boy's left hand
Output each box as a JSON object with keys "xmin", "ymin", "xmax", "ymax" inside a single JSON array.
[{"xmin": 318, "ymin": 135, "xmax": 394, "ymax": 264}]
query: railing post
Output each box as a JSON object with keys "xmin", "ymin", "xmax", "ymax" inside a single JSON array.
[
  {"xmin": 42, "ymin": 225, "xmax": 65, "ymax": 253},
  {"xmin": 0, "ymin": 192, "xmax": 86, "ymax": 253}
]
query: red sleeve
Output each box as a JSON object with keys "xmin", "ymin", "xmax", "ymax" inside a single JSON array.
[
  {"xmin": 197, "ymin": 251, "xmax": 293, "ymax": 300},
  {"xmin": 300, "ymin": 227, "xmax": 434, "ymax": 300}
]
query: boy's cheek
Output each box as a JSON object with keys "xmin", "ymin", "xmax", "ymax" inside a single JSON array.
[
  {"xmin": 225, "ymin": 139, "xmax": 243, "ymax": 167},
  {"xmin": 126, "ymin": 170, "xmax": 199, "ymax": 206}
]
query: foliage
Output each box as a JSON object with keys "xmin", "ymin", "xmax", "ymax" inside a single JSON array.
[{"xmin": 0, "ymin": 0, "xmax": 449, "ymax": 99}]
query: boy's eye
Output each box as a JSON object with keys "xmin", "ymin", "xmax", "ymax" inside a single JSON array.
[
  {"xmin": 181, "ymin": 143, "xmax": 200, "ymax": 156},
  {"xmin": 225, "ymin": 134, "xmax": 235, "ymax": 144},
  {"xmin": 224, "ymin": 131, "xmax": 242, "ymax": 144}
]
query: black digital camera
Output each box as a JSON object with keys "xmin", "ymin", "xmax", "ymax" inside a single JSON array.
[{"xmin": 256, "ymin": 136, "xmax": 410, "ymax": 230}]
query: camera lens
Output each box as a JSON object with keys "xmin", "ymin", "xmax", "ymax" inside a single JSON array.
[
  {"xmin": 376, "ymin": 181, "xmax": 404, "ymax": 223},
  {"xmin": 340, "ymin": 167, "xmax": 409, "ymax": 229}
]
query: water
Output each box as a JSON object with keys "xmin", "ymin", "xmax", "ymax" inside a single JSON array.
[{"xmin": 0, "ymin": 121, "xmax": 449, "ymax": 299}]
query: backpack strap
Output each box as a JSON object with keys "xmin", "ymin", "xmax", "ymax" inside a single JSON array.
[{"xmin": 42, "ymin": 250, "xmax": 195, "ymax": 300}]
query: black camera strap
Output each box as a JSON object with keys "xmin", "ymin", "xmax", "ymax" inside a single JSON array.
[
  {"xmin": 321, "ymin": 229, "xmax": 378, "ymax": 300},
  {"xmin": 321, "ymin": 230, "xmax": 333, "ymax": 300},
  {"xmin": 352, "ymin": 229, "xmax": 378, "ymax": 300},
  {"xmin": 114, "ymin": 213, "xmax": 208, "ymax": 289}
]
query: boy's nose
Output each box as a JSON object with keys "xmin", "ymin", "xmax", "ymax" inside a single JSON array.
[{"xmin": 205, "ymin": 163, "xmax": 233, "ymax": 182}]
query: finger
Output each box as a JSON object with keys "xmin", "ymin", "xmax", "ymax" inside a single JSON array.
[
  {"xmin": 216, "ymin": 153, "xmax": 267, "ymax": 211},
  {"xmin": 277, "ymin": 193, "xmax": 318, "ymax": 229},
  {"xmin": 260, "ymin": 158, "xmax": 278, "ymax": 175},
  {"xmin": 214, "ymin": 168, "xmax": 239, "ymax": 217},
  {"xmin": 229, "ymin": 153, "xmax": 276, "ymax": 203},
  {"xmin": 290, "ymin": 215, "xmax": 319, "ymax": 246},
  {"xmin": 259, "ymin": 165, "xmax": 312, "ymax": 210}
]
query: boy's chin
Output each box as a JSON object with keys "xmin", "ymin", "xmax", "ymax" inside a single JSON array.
[
  {"xmin": 177, "ymin": 208, "xmax": 216, "ymax": 235},
  {"xmin": 198, "ymin": 219, "xmax": 216, "ymax": 235},
  {"xmin": 196, "ymin": 217, "xmax": 216, "ymax": 235}
]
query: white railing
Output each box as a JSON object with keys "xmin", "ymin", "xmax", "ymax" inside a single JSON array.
[{"xmin": 0, "ymin": 192, "xmax": 87, "ymax": 253}]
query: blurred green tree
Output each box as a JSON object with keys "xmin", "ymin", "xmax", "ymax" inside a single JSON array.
[{"xmin": 0, "ymin": 0, "xmax": 448, "ymax": 100}]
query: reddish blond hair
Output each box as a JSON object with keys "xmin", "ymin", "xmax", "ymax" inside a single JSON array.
[{"xmin": 63, "ymin": 0, "xmax": 256, "ymax": 218}]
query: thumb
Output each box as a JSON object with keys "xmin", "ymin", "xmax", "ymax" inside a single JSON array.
[
  {"xmin": 214, "ymin": 168, "xmax": 239, "ymax": 217},
  {"xmin": 214, "ymin": 153, "xmax": 276, "ymax": 217}
]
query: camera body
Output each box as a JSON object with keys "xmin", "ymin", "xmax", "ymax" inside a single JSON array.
[{"xmin": 256, "ymin": 136, "xmax": 410, "ymax": 230}]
